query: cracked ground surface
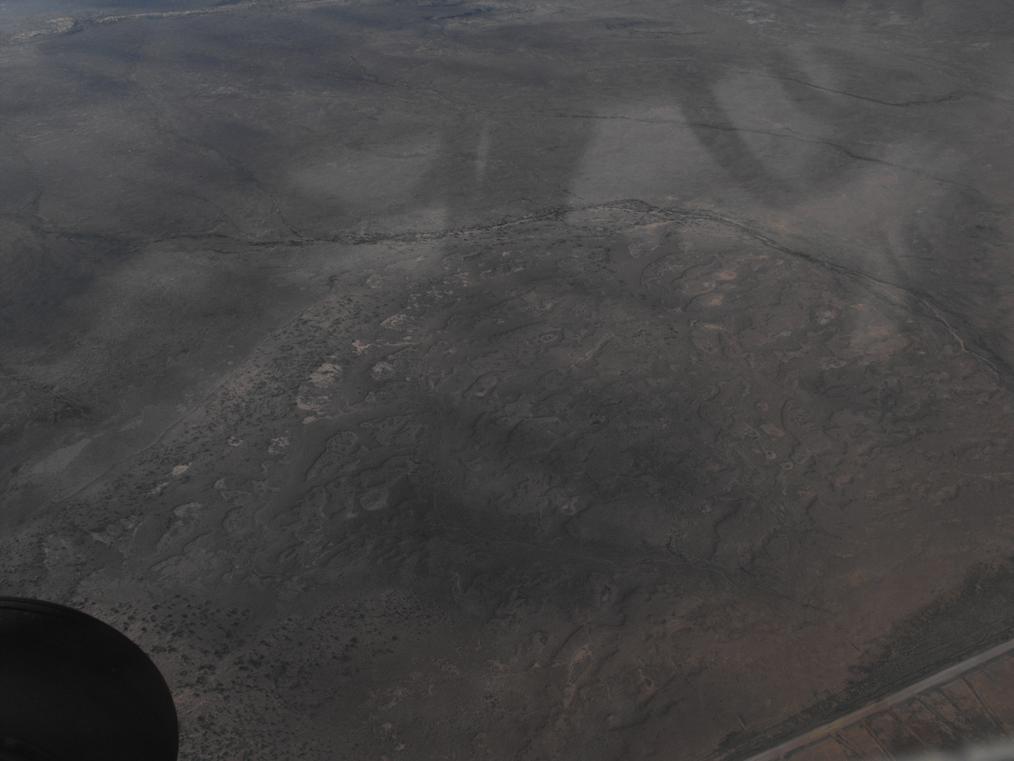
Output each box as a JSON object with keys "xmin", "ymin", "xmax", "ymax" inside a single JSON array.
[{"xmin": 2, "ymin": 0, "xmax": 1014, "ymax": 759}]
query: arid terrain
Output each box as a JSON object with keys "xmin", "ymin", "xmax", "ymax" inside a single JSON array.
[{"xmin": 2, "ymin": 1, "xmax": 1014, "ymax": 759}]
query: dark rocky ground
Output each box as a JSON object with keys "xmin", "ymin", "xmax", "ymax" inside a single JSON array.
[{"xmin": 2, "ymin": 0, "xmax": 1014, "ymax": 758}]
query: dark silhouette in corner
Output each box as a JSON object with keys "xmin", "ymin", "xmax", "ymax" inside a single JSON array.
[{"xmin": 0, "ymin": 598, "xmax": 177, "ymax": 761}]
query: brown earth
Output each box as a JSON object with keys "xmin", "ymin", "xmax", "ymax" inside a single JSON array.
[{"xmin": 2, "ymin": 1, "xmax": 1014, "ymax": 759}]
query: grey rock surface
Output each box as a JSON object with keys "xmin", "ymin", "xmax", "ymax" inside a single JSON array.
[{"xmin": 3, "ymin": 0, "xmax": 1014, "ymax": 759}]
